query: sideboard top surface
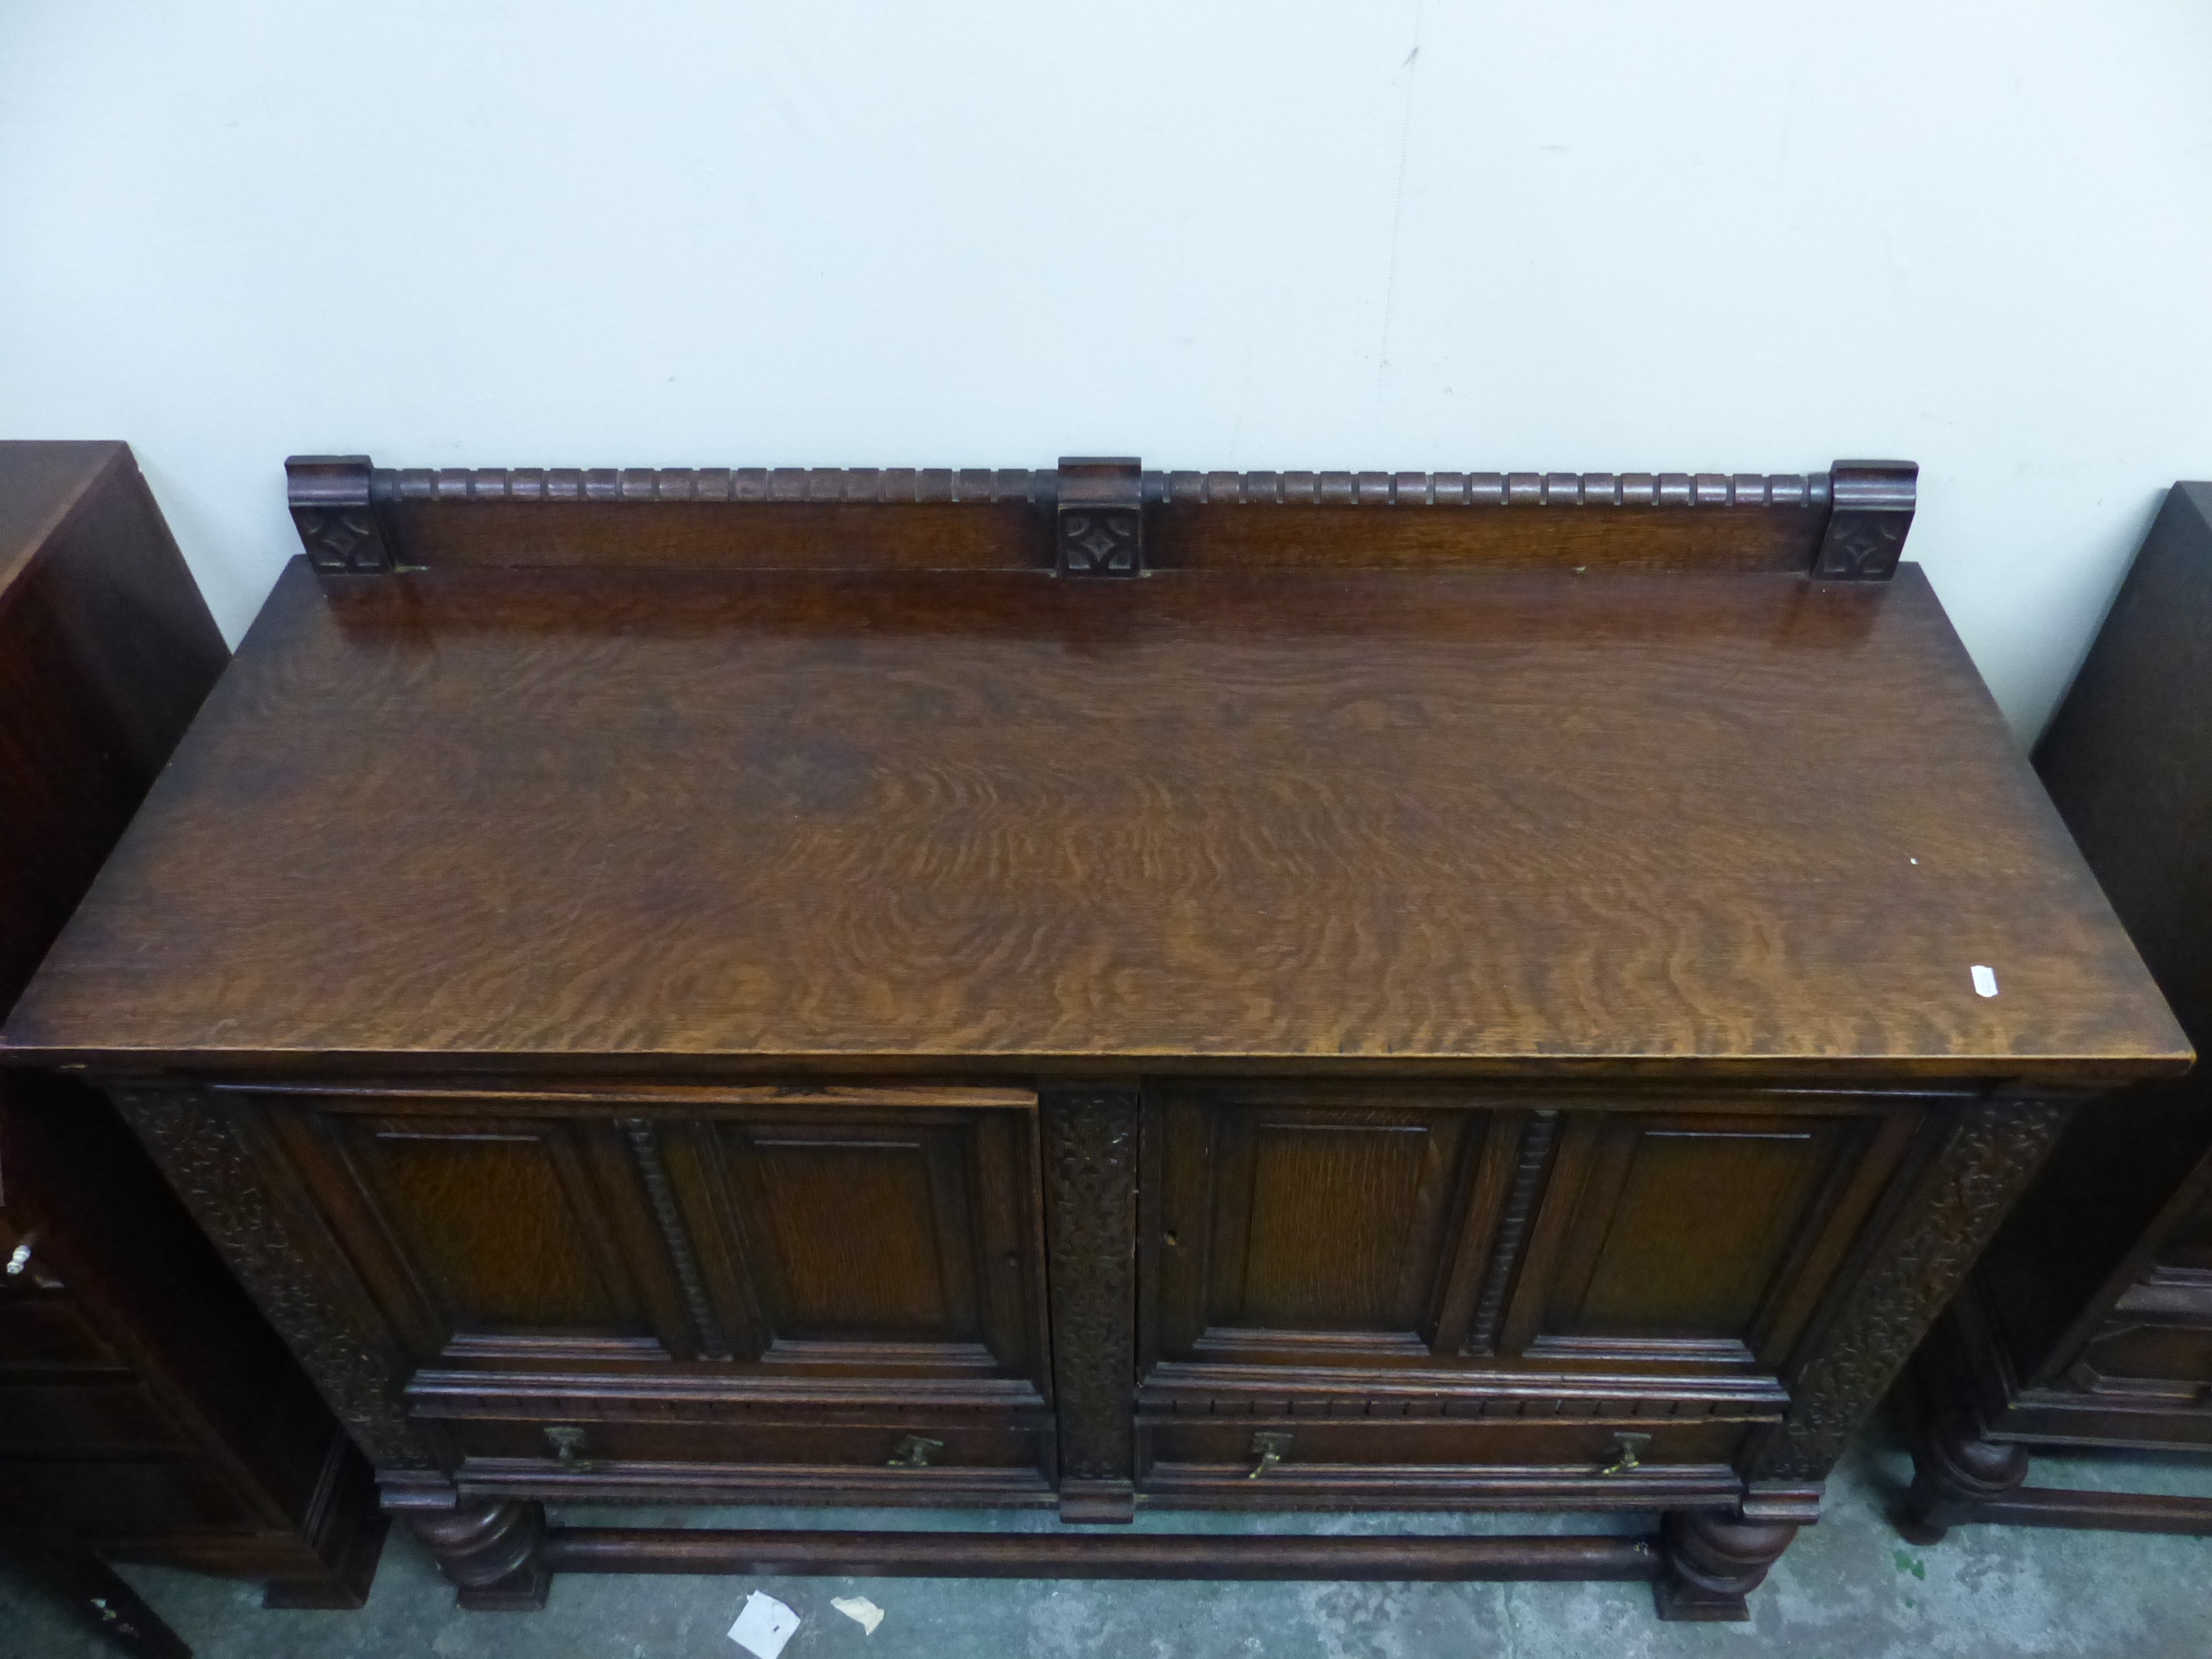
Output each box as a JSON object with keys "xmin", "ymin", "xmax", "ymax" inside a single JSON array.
[{"xmin": 1, "ymin": 557, "xmax": 2185, "ymax": 1081}]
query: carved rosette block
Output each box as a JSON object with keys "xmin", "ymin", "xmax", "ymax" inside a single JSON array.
[
  {"xmin": 1041, "ymin": 1084, "xmax": 1141, "ymax": 1521},
  {"xmin": 408, "ymin": 1499, "xmax": 550, "ymax": 1610},
  {"xmin": 286, "ymin": 454, "xmax": 393, "ymax": 573},
  {"xmin": 1056, "ymin": 457, "xmax": 1144, "ymax": 577},
  {"xmin": 1754, "ymin": 1096, "xmax": 2072, "ymax": 1483},
  {"xmin": 1653, "ymin": 1508, "xmax": 1799, "ymax": 1621},
  {"xmin": 1813, "ymin": 460, "xmax": 1917, "ymax": 580},
  {"xmin": 112, "ymin": 1087, "xmax": 438, "ymax": 1474}
]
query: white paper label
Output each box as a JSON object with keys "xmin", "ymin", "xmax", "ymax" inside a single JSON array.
[
  {"xmin": 728, "ymin": 1592, "xmax": 801, "ymax": 1658},
  {"xmin": 1971, "ymin": 964, "xmax": 1999, "ymax": 998}
]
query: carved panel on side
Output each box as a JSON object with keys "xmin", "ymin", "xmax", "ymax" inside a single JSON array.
[
  {"xmin": 111, "ymin": 1087, "xmax": 438, "ymax": 1473},
  {"xmin": 1752, "ymin": 1096, "xmax": 2073, "ymax": 1481}
]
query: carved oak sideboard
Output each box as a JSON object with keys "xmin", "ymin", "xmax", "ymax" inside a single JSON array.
[
  {"xmin": 1901, "ymin": 481, "xmax": 2212, "ymax": 1539},
  {"xmin": 0, "ymin": 453, "xmax": 2185, "ymax": 1623}
]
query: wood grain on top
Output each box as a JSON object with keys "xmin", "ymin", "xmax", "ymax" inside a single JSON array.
[{"xmin": 1, "ymin": 559, "xmax": 2185, "ymax": 1079}]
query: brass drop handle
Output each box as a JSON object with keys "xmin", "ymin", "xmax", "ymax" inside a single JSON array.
[
  {"xmin": 1599, "ymin": 1432, "xmax": 1651, "ymax": 1476},
  {"xmin": 888, "ymin": 1433, "xmax": 944, "ymax": 1469},
  {"xmin": 1247, "ymin": 1431, "xmax": 1293, "ymax": 1479},
  {"xmin": 544, "ymin": 1425, "xmax": 590, "ymax": 1467}
]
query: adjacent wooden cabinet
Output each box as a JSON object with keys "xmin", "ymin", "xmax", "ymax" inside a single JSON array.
[
  {"xmin": 2, "ymin": 453, "xmax": 2185, "ymax": 1622},
  {"xmin": 1902, "ymin": 481, "xmax": 2212, "ymax": 1538},
  {"xmin": 0, "ymin": 443, "xmax": 387, "ymax": 1656}
]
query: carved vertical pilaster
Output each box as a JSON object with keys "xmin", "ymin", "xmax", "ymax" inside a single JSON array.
[
  {"xmin": 1466, "ymin": 1109, "xmax": 1559, "ymax": 1355},
  {"xmin": 1040, "ymin": 1082, "xmax": 1141, "ymax": 1521},
  {"xmin": 1750, "ymin": 1095, "xmax": 2073, "ymax": 1483},
  {"xmin": 112, "ymin": 1086, "xmax": 441, "ymax": 1475},
  {"xmin": 622, "ymin": 1118, "xmax": 732, "ymax": 1360}
]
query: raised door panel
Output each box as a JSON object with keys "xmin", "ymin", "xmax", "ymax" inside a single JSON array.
[
  {"xmin": 664, "ymin": 1100, "xmax": 1048, "ymax": 1386},
  {"xmin": 1503, "ymin": 1104, "xmax": 1921, "ymax": 1370},
  {"xmin": 267, "ymin": 1105, "xmax": 693, "ymax": 1368},
  {"xmin": 1148, "ymin": 1086, "xmax": 1495, "ymax": 1368}
]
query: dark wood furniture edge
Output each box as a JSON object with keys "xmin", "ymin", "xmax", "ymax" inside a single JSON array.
[
  {"xmin": 1893, "ymin": 482, "xmax": 2212, "ymax": 1547},
  {"xmin": 1965, "ymin": 1486, "xmax": 2212, "ymax": 1534},
  {"xmin": 0, "ymin": 440, "xmax": 128, "ymax": 596},
  {"xmin": 12, "ymin": 1536, "xmax": 193, "ymax": 1659},
  {"xmin": 285, "ymin": 454, "xmax": 1916, "ymax": 578},
  {"xmin": 1898, "ymin": 1276, "xmax": 2212, "ymax": 1542}
]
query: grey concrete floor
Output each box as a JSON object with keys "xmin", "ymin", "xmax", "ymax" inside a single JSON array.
[{"xmin": 7, "ymin": 1415, "xmax": 2211, "ymax": 1659}]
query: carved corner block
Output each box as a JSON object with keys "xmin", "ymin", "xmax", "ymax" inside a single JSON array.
[
  {"xmin": 1813, "ymin": 460, "xmax": 1917, "ymax": 580},
  {"xmin": 1040, "ymin": 1083, "xmax": 1140, "ymax": 1521},
  {"xmin": 287, "ymin": 454, "xmax": 393, "ymax": 573},
  {"xmin": 1056, "ymin": 458, "xmax": 1144, "ymax": 577}
]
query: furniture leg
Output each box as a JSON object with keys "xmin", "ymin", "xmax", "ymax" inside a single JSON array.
[
  {"xmin": 1897, "ymin": 1410, "xmax": 2029, "ymax": 1545},
  {"xmin": 405, "ymin": 1499, "xmax": 549, "ymax": 1610},
  {"xmin": 1651, "ymin": 1506, "xmax": 1798, "ymax": 1621}
]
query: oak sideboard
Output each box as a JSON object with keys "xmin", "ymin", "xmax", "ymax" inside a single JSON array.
[{"xmin": 1, "ymin": 454, "xmax": 2185, "ymax": 1622}]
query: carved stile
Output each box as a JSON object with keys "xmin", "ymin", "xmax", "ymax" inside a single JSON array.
[
  {"xmin": 1755, "ymin": 1096, "xmax": 2072, "ymax": 1481},
  {"xmin": 1467, "ymin": 1110, "xmax": 1560, "ymax": 1355},
  {"xmin": 113, "ymin": 1087, "xmax": 437, "ymax": 1473},
  {"xmin": 1040, "ymin": 1086, "xmax": 1141, "ymax": 1520},
  {"xmin": 621, "ymin": 1119, "xmax": 733, "ymax": 1360}
]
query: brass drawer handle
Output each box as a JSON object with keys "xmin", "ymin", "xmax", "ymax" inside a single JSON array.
[
  {"xmin": 1600, "ymin": 1432, "xmax": 1652, "ymax": 1476},
  {"xmin": 888, "ymin": 1434, "xmax": 944, "ymax": 1469},
  {"xmin": 544, "ymin": 1425, "xmax": 591, "ymax": 1468},
  {"xmin": 1247, "ymin": 1431, "xmax": 1293, "ymax": 1479}
]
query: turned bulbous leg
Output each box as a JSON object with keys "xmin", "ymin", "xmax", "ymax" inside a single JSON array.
[
  {"xmin": 1897, "ymin": 1410, "xmax": 2029, "ymax": 1546},
  {"xmin": 1653, "ymin": 1507, "xmax": 1800, "ymax": 1621},
  {"xmin": 406, "ymin": 1498, "xmax": 549, "ymax": 1610}
]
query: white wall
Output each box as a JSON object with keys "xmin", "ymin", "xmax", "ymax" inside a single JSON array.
[{"xmin": 4, "ymin": 1, "xmax": 2209, "ymax": 739}]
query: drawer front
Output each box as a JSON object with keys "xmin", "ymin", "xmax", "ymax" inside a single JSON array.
[
  {"xmin": 432, "ymin": 1413, "xmax": 1054, "ymax": 1503},
  {"xmin": 442, "ymin": 1415, "xmax": 1045, "ymax": 1470},
  {"xmin": 1145, "ymin": 1081, "xmax": 1931, "ymax": 1379},
  {"xmin": 0, "ymin": 1456, "xmax": 253, "ymax": 1533},
  {"xmin": 232, "ymin": 1081, "xmax": 1050, "ymax": 1392},
  {"xmin": 1139, "ymin": 1415, "xmax": 1754, "ymax": 1504},
  {"xmin": 0, "ymin": 1287, "xmax": 126, "ymax": 1373},
  {"xmin": 0, "ymin": 1380, "xmax": 191, "ymax": 1457}
]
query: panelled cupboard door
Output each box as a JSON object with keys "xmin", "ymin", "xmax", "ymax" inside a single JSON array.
[
  {"xmin": 234, "ymin": 1084, "xmax": 1048, "ymax": 1390},
  {"xmin": 1143, "ymin": 1083, "xmax": 1936, "ymax": 1381},
  {"xmin": 656, "ymin": 1103, "xmax": 1048, "ymax": 1380}
]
